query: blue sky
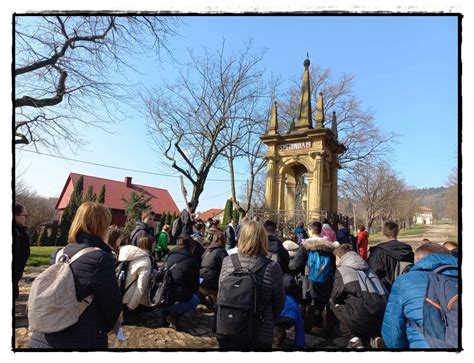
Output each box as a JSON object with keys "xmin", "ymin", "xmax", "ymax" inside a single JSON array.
[{"xmin": 16, "ymin": 15, "xmax": 459, "ymax": 212}]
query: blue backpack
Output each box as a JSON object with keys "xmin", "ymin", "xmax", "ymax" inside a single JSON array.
[
  {"xmin": 306, "ymin": 251, "xmax": 332, "ymax": 284},
  {"xmin": 416, "ymin": 265, "xmax": 459, "ymax": 349}
]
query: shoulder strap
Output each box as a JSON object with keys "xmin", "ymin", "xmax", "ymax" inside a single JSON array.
[
  {"xmin": 55, "ymin": 248, "xmax": 66, "ymax": 264},
  {"xmin": 432, "ymin": 265, "xmax": 457, "ymax": 275},
  {"xmin": 230, "ymin": 253, "xmax": 241, "ymax": 269},
  {"xmin": 69, "ymin": 247, "xmax": 102, "ymax": 264},
  {"xmin": 252, "ymin": 257, "xmax": 271, "ymax": 274}
]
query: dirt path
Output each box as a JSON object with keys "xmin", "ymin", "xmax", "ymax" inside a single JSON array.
[
  {"xmin": 14, "ymin": 269, "xmax": 327, "ymax": 350},
  {"xmin": 394, "ymin": 224, "xmax": 458, "ymax": 251}
]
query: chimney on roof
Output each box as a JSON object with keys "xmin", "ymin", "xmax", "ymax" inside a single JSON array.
[{"xmin": 125, "ymin": 176, "xmax": 132, "ymax": 187}]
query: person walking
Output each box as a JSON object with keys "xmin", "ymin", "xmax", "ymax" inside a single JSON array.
[
  {"xmin": 29, "ymin": 202, "xmax": 122, "ymax": 349},
  {"xmin": 14, "ymin": 203, "xmax": 30, "ymax": 300},
  {"xmin": 356, "ymin": 225, "xmax": 369, "ymax": 260}
]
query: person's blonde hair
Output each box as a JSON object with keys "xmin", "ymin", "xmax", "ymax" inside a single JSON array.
[
  {"xmin": 238, "ymin": 220, "xmax": 268, "ymax": 257},
  {"xmin": 68, "ymin": 202, "xmax": 112, "ymax": 243}
]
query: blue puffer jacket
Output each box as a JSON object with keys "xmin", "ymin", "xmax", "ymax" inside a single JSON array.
[{"xmin": 382, "ymin": 253, "xmax": 458, "ymax": 349}]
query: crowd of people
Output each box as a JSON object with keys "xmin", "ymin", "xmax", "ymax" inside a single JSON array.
[{"xmin": 14, "ymin": 202, "xmax": 459, "ymax": 351}]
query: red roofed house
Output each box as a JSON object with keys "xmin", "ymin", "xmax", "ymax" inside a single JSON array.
[
  {"xmin": 56, "ymin": 173, "xmax": 180, "ymax": 226},
  {"xmin": 196, "ymin": 208, "xmax": 225, "ymax": 223}
]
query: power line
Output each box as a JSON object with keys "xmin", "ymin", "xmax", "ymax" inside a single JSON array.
[{"xmin": 15, "ymin": 148, "xmax": 247, "ymax": 183}]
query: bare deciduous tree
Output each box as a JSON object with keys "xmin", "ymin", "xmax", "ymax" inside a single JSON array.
[
  {"xmin": 445, "ymin": 166, "xmax": 459, "ymax": 224},
  {"xmin": 279, "ymin": 65, "xmax": 396, "ymax": 170},
  {"xmin": 341, "ymin": 159, "xmax": 406, "ymax": 229},
  {"xmin": 145, "ymin": 41, "xmax": 267, "ymax": 213},
  {"xmin": 15, "ymin": 15, "xmax": 179, "ymax": 152}
]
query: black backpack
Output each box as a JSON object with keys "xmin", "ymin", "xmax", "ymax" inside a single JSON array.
[
  {"xmin": 213, "ymin": 254, "xmax": 271, "ymax": 340},
  {"xmin": 148, "ymin": 262, "xmax": 178, "ymax": 308},
  {"xmin": 115, "ymin": 261, "xmax": 138, "ymax": 296}
]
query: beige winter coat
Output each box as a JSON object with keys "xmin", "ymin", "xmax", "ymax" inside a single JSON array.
[{"xmin": 118, "ymin": 245, "xmax": 151, "ymax": 310}]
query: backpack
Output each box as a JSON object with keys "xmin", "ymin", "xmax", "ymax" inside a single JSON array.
[
  {"xmin": 115, "ymin": 260, "xmax": 140, "ymax": 297},
  {"xmin": 412, "ymin": 265, "xmax": 459, "ymax": 348},
  {"xmin": 213, "ymin": 254, "xmax": 271, "ymax": 340},
  {"xmin": 27, "ymin": 247, "xmax": 101, "ymax": 333},
  {"xmin": 394, "ymin": 260, "xmax": 414, "ymax": 281},
  {"xmin": 306, "ymin": 251, "xmax": 332, "ymax": 284},
  {"xmin": 148, "ymin": 257, "xmax": 191, "ymax": 308}
]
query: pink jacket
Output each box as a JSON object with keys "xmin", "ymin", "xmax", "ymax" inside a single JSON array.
[{"xmin": 320, "ymin": 224, "xmax": 337, "ymax": 242}]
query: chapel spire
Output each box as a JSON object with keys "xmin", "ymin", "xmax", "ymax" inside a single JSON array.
[
  {"xmin": 315, "ymin": 92, "xmax": 325, "ymax": 129},
  {"xmin": 295, "ymin": 57, "xmax": 313, "ymax": 130},
  {"xmin": 267, "ymin": 101, "xmax": 279, "ymax": 134}
]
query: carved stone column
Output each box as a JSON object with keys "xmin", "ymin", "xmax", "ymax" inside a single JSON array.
[{"xmin": 264, "ymin": 157, "xmax": 276, "ymax": 209}]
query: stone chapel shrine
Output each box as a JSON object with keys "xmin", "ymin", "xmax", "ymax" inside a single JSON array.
[{"xmin": 260, "ymin": 57, "xmax": 346, "ymax": 223}]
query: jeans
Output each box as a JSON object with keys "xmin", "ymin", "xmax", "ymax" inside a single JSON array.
[{"xmin": 163, "ymin": 293, "xmax": 200, "ymax": 315}]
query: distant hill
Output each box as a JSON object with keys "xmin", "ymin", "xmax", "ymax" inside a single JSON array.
[{"xmin": 410, "ymin": 186, "xmax": 450, "ymax": 219}]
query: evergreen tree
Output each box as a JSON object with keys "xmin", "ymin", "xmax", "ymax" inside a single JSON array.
[
  {"xmin": 58, "ymin": 176, "xmax": 84, "ymax": 244},
  {"xmin": 30, "ymin": 229, "xmax": 39, "ymax": 246},
  {"xmin": 49, "ymin": 221, "xmax": 58, "ymax": 246},
  {"xmin": 39, "ymin": 227, "xmax": 49, "ymax": 246},
  {"xmin": 222, "ymin": 199, "xmax": 233, "ymax": 228},
  {"xmin": 235, "ymin": 208, "xmax": 241, "ymax": 221},
  {"xmin": 98, "ymin": 184, "xmax": 106, "ymax": 204},
  {"xmin": 122, "ymin": 192, "xmax": 152, "ymax": 236},
  {"xmin": 165, "ymin": 212, "xmax": 172, "ymax": 225},
  {"xmin": 83, "ymin": 185, "xmax": 97, "ymax": 202},
  {"xmin": 160, "ymin": 212, "xmax": 167, "ymax": 227}
]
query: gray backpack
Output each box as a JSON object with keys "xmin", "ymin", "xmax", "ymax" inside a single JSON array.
[{"xmin": 27, "ymin": 247, "xmax": 100, "ymax": 333}]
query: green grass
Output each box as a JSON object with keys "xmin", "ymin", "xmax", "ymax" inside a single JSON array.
[
  {"xmin": 27, "ymin": 246, "xmax": 60, "ymax": 267},
  {"xmin": 368, "ymin": 225, "xmax": 429, "ymax": 245}
]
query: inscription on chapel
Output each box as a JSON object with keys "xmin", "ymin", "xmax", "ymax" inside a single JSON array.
[{"xmin": 278, "ymin": 141, "xmax": 312, "ymax": 151}]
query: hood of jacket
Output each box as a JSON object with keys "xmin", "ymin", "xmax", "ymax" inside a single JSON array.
[
  {"xmin": 411, "ymin": 253, "xmax": 458, "ymax": 276},
  {"xmin": 373, "ymin": 240, "xmax": 414, "ymax": 261},
  {"xmin": 294, "ymin": 226, "xmax": 306, "ymax": 234},
  {"xmin": 338, "ymin": 251, "xmax": 368, "ymax": 270},
  {"xmin": 134, "ymin": 221, "xmax": 151, "ymax": 233},
  {"xmin": 268, "ymin": 234, "xmax": 282, "ymax": 252},
  {"xmin": 303, "ymin": 236, "xmax": 339, "ymax": 254},
  {"xmin": 118, "ymin": 244, "xmax": 150, "ymax": 262},
  {"xmin": 283, "ymin": 240, "xmax": 300, "ymax": 252},
  {"xmin": 358, "ymin": 230, "xmax": 369, "ymax": 239}
]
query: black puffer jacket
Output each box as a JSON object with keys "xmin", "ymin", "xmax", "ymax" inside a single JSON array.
[
  {"xmin": 130, "ymin": 221, "xmax": 154, "ymax": 246},
  {"xmin": 293, "ymin": 237, "xmax": 337, "ymax": 301},
  {"xmin": 29, "ymin": 232, "xmax": 122, "ymax": 349},
  {"xmin": 200, "ymin": 242, "xmax": 228, "ymax": 290},
  {"xmin": 268, "ymin": 235, "xmax": 290, "ymax": 274},
  {"xmin": 368, "ymin": 240, "xmax": 414, "ymax": 292},
  {"xmin": 331, "ymin": 251, "xmax": 388, "ymax": 338},
  {"xmin": 166, "ymin": 247, "xmax": 199, "ymax": 303},
  {"xmin": 14, "ymin": 223, "xmax": 30, "ymax": 297}
]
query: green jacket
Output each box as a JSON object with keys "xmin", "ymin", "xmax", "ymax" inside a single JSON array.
[{"xmin": 156, "ymin": 231, "xmax": 169, "ymax": 251}]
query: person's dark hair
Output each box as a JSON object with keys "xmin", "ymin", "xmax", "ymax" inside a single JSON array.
[
  {"xmin": 415, "ymin": 242, "xmax": 450, "ymax": 260},
  {"xmin": 323, "ymin": 218, "xmax": 329, "ymax": 224},
  {"xmin": 138, "ymin": 235, "xmax": 154, "ymax": 252},
  {"xmin": 195, "ymin": 222, "xmax": 205, "ymax": 231},
  {"xmin": 421, "ymin": 238, "xmax": 430, "ymax": 243},
  {"xmin": 141, "ymin": 210, "xmax": 155, "ymax": 220},
  {"xmin": 358, "ymin": 224, "xmax": 365, "ymax": 232},
  {"xmin": 383, "ymin": 221, "xmax": 399, "ymax": 239},
  {"xmin": 334, "ymin": 244, "xmax": 354, "ymax": 259},
  {"xmin": 15, "ymin": 203, "xmax": 25, "ymax": 215},
  {"xmin": 308, "ymin": 221, "xmax": 322, "ymax": 235},
  {"xmin": 212, "ymin": 219, "xmax": 220, "ymax": 228},
  {"xmin": 177, "ymin": 236, "xmax": 196, "ymax": 249},
  {"xmin": 105, "ymin": 225, "xmax": 122, "ymax": 253},
  {"xmin": 263, "ymin": 220, "xmax": 277, "ymax": 235},
  {"xmin": 297, "ymin": 221, "xmax": 304, "ymax": 228},
  {"xmin": 207, "ymin": 218, "xmax": 213, "ymax": 222}
]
